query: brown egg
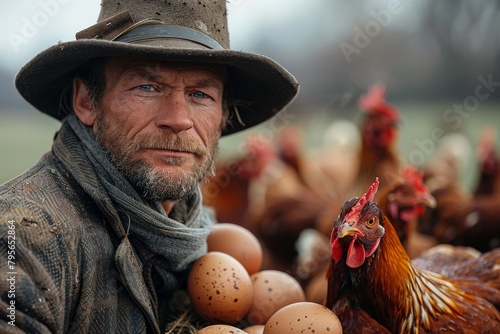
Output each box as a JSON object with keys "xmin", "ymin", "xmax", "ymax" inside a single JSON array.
[
  {"xmin": 245, "ymin": 270, "xmax": 306, "ymax": 325},
  {"xmin": 207, "ymin": 223, "xmax": 263, "ymax": 275},
  {"xmin": 197, "ymin": 324, "xmax": 248, "ymax": 333},
  {"xmin": 243, "ymin": 325, "xmax": 265, "ymax": 334},
  {"xmin": 264, "ymin": 302, "xmax": 342, "ymax": 334},
  {"xmin": 304, "ymin": 270, "xmax": 327, "ymax": 305},
  {"xmin": 188, "ymin": 251, "xmax": 253, "ymax": 324}
]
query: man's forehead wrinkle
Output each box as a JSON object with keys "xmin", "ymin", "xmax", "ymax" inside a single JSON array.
[
  {"xmin": 197, "ymin": 78, "xmax": 222, "ymax": 88},
  {"xmin": 113, "ymin": 62, "xmax": 223, "ymax": 88},
  {"xmin": 119, "ymin": 63, "xmax": 164, "ymax": 81}
]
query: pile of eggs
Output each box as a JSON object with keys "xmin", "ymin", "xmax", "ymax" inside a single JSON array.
[{"xmin": 186, "ymin": 223, "xmax": 342, "ymax": 333}]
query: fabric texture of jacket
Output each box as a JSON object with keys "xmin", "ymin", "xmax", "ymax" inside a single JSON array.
[{"xmin": 0, "ymin": 119, "xmax": 216, "ymax": 333}]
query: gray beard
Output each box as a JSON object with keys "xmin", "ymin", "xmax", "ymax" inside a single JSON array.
[
  {"xmin": 116, "ymin": 153, "xmax": 216, "ymax": 201},
  {"xmin": 93, "ymin": 113, "xmax": 217, "ymax": 202}
]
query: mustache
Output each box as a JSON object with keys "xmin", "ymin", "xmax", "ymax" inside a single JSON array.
[{"xmin": 132, "ymin": 133, "xmax": 208, "ymax": 155}]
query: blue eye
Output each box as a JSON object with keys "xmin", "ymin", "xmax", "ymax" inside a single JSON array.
[
  {"xmin": 138, "ymin": 85, "xmax": 155, "ymax": 92},
  {"xmin": 193, "ymin": 91, "xmax": 207, "ymax": 98}
]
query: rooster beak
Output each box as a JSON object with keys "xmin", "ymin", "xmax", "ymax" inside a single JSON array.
[
  {"xmin": 338, "ymin": 222, "xmax": 361, "ymax": 238},
  {"xmin": 419, "ymin": 193, "xmax": 437, "ymax": 208}
]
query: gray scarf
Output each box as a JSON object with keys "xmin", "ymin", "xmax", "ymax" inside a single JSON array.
[{"xmin": 53, "ymin": 113, "xmax": 213, "ymax": 300}]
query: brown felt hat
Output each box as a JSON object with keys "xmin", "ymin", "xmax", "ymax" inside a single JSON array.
[{"xmin": 15, "ymin": 0, "xmax": 299, "ymax": 136}]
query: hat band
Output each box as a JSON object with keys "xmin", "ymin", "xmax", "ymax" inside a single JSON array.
[{"xmin": 114, "ymin": 25, "xmax": 225, "ymax": 50}]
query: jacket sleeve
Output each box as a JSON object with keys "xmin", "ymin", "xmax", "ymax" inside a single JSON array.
[{"xmin": 0, "ymin": 210, "xmax": 68, "ymax": 334}]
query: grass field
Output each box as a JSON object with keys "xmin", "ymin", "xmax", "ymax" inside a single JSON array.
[
  {"xmin": 1, "ymin": 102, "xmax": 499, "ymax": 191},
  {"xmin": 0, "ymin": 111, "xmax": 60, "ymax": 184}
]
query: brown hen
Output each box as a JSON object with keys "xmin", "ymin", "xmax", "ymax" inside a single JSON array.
[{"xmin": 326, "ymin": 178, "xmax": 500, "ymax": 333}]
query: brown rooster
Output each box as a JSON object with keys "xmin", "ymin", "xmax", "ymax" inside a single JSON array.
[
  {"xmin": 355, "ymin": 83, "xmax": 401, "ymax": 190},
  {"xmin": 302, "ymin": 166, "xmax": 437, "ymax": 304},
  {"xmin": 238, "ymin": 134, "xmax": 308, "ymax": 223},
  {"xmin": 474, "ymin": 126, "xmax": 500, "ymax": 197},
  {"xmin": 316, "ymin": 83, "xmax": 401, "ymax": 236},
  {"xmin": 377, "ymin": 165, "xmax": 437, "ymax": 258},
  {"xmin": 202, "ymin": 133, "xmax": 299, "ymax": 227},
  {"xmin": 326, "ymin": 178, "xmax": 500, "ymax": 333}
]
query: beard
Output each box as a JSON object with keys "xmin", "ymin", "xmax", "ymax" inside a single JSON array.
[{"xmin": 94, "ymin": 111, "xmax": 218, "ymax": 202}]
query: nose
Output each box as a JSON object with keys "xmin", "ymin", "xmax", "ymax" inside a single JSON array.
[{"xmin": 154, "ymin": 91, "xmax": 194, "ymax": 133}]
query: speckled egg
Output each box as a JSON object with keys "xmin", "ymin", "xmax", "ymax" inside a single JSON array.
[
  {"xmin": 245, "ymin": 270, "xmax": 306, "ymax": 325},
  {"xmin": 196, "ymin": 324, "xmax": 248, "ymax": 333},
  {"xmin": 207, "ymin": 223, "xmax": 263, "ymax": 275},
  {"xmin": 264, "ymin": 302, "xmax": 342, "ymax": 334},
  {"xmin": 188, "ymin": 251, "xmax": 253, "ymax": 324}
]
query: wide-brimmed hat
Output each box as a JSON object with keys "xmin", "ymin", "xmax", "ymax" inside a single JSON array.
[{"xmin": 15, "ymin": 0, "xmax": 299, "ymax": 136}]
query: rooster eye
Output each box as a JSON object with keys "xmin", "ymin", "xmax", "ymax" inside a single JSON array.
[{"xmin": 365, "ymin": 217, "xmax": 377, "ymax": 227}]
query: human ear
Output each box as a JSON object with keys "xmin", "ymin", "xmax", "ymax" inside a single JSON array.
[{"xmin": 72, "ymin": 77, "xmax": 97, "ymax": 126}]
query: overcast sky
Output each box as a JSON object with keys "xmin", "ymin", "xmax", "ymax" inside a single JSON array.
[
  {"xmin": 2, "ymin": 0, "xmax": 97, "ymax": 71},
  {"xmin": 0, "ymin": 0, "xmax": 317, "ymax": 73}
]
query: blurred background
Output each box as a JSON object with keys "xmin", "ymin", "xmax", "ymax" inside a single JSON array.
[{"xmin": 1, "ymin": 0, "xmax": 499, "ymax": 189}]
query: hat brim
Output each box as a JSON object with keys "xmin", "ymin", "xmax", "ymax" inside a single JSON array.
[{"xmin": 15, "ymin": 39, "xmax": 299, "ymax": 136}]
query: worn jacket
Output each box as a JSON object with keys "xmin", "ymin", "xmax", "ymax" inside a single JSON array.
[{"xmin": 0, "ymin": 124, "xmax": 216, "ymax": 333}]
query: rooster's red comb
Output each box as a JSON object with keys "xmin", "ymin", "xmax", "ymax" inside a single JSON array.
[
  {"xmin": 402, "ymin": 166, "xmax": 427, "ymax": 194},
  {"xmin": 358, "ymin": 83, "xmax": 399, "ymax": 122},
  {"xmin": 244, "ymin": 136, "xmax": 275, "ymax": 155},
  {"xmin": 345, "ymin": 178, "xmax": 380, "ymax": 222},
  {"xmin": 477, "ymin": 126, "xmax": 496, "ymax": 161}
]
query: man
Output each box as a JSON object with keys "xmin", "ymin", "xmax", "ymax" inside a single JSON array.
[{"xmin": 0, "ymin": 0, "xmax": 298, "ymax": 333}]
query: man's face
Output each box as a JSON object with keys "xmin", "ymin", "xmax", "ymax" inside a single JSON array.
[{"xmin": 91, "ymin": 58, "xmax": 224, "ymax": 201}]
